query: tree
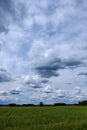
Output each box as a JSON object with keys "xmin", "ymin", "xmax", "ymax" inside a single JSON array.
[
  {"xmin": 39, "ymin": 102, "xmax": 43, "ymax": 106},
  {"xmin": 79, "ymin": 100, "xmax": 87, "ymax": 105}
]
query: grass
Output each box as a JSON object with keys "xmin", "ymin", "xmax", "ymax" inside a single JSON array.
[{"xmin": 0, "ymin": 106, "xmax": 87, "ymax": 130}]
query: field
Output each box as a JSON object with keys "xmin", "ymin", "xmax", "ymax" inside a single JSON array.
[{"xmin": 0, "ymin": 106, "xmax": 87, "ymax": 130}]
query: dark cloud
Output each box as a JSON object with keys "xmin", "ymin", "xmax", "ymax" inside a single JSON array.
[
  {"xmin": 0, "ymin": 0, "xmax": 14, "ymax": 33},
  {"xmin": 0, "ymin": 0, "xmax": 13, "ymax": 12},
  {"xmin": 30, "ymin": 84, "xmax": 42, "ymax": 88},
  {"xmin": 64, "ymin": 59, "xmax": 83, "ymax": 68},
  {"xmin": 34, "ymin": 57, "xmax": 83, "ymax": 78},
  {"xmin": 0, "ymin": 90, "xmax": 8, "ymax": 96},
  {"xmin": 78, "ymin": 72, "xmax": 87, "ymax": 76},
  {"xmin": 43, "ymin": 90, "xmax": 52, "ymax": 94},
  {"xmin": 35, "ymin": 68, "xmax": 59, "ymax": 78},
  {"xmin": 10, "ymin": 89, "xmax": 21, "ymax": 95},
  {"xmin": 41, "ymin": 80, "xmax": 48, "ymax": 83},
  {"xmin": 0, "ymin": 68, "xmax": 13, "ymax": 82},
  {"xmin": 0, "ymin": 0, "xmax": 26, "ymax": 33},
  {"xmin": 35, "ymin": 58, "xmax": 62, "ymax": 78}
]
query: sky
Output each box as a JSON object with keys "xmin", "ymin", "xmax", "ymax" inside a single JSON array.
[{"xmin": 0, "ymin": 0, "xmax": 87, "ymax": 105}]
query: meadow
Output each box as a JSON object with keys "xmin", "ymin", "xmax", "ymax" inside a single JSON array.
[{"xmin": 0, "ymin": 106, "xmax": 87, "ymax": 130}]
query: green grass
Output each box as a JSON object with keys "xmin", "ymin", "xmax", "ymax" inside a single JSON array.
[{"xmin": 0, "ymin": 106, "xmax": 87, "ymax": 130}]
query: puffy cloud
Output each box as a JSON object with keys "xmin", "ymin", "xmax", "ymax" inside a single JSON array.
[
  {"xmin": 56, "ymin": 89, "xmax": 65, "ymax": 98},
  {"xmin": 23, "ymin": 74, "xmax": 41, "ymax": 84},
  {"xmin": 10, "ymin": 87, "xmax": 22, "ymax": 95},
  {"xmin": 23, "ymin": 74, "xmax": 44, "ymax": 88},
  {"xmin": 43, "ymin": 85, "xmax": 52, "ymax": 93}
]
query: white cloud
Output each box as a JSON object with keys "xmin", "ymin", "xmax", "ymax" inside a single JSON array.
[
  {"xmin": 43, "ymin": 85, "xmax": 52, "ymax": 93},
  {"xmin": 56, "ymin": 89, "xmax": 65, "ymax": 97}
]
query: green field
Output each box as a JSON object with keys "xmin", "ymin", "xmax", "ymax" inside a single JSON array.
[{"xmin": 0, "ymin": 106, "xmax": 87, "ymax": 130}]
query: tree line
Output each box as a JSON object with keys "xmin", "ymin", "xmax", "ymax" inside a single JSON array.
[{"xmin": 0, "ymin": 100, "xmax": 87, "ymax": 107}]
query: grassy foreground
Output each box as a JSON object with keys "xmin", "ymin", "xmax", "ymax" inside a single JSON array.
[{"xmin": 0, "ymin": 106, "xmax": 87, "ymax": 130}]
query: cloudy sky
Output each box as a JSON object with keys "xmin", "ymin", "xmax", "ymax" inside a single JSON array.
[{"xmin": 0, "ymin": 0, "xmax": 87, "ymax": 104}]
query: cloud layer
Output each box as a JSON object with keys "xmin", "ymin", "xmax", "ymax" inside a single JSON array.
[{"xmin": 0, "ymin": 0, "xmax": 87, "ymax": 104}]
